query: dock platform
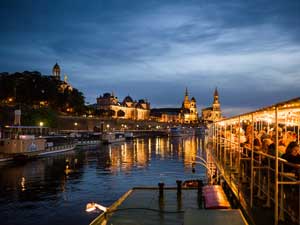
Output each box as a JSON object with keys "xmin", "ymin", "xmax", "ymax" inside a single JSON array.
[{"xmin": 89, "ymin": 187, "xmax": 248, "ymax": 225}]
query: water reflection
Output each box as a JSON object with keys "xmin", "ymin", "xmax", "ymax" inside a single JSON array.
[{"xmin": 0, "ymin": 136, "xmax": 204, "ymax": 225}]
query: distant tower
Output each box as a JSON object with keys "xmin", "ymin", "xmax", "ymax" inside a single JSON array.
[
  {"xmin": 190, "ymin": 97, "xmax": 197, "ymax": 114},
  {"xmin": 52, "ymin": 63, "xmax": 61, "ymax": 80},
  {"xmin": 183, "ymin": 87, "xmax": 190, "ymax": 109},
  {"xmin": 212, "ymin": 87, "xmax": 221, "ymax": 112}
]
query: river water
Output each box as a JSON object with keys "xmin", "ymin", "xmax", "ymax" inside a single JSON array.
[{"xmin": 0, "ymin": 136, "xmax": 206, "ymax": 225}]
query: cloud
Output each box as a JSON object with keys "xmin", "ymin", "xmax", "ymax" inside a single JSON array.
[{"xmin": 0, "ymin": 0, "xmax": 299, "ymax": 116}]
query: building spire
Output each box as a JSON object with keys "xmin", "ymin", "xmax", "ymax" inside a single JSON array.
[
  {"xmin": 185, "ymin": 87, "xmax": 188, "ymax": 96},
  {"xmin": 213, "ymin": 87, "xmax": 219, "ymax": 104},
  {"xmin": 214, "ymin": 87, "xmax": 219, "ymax": 97}
]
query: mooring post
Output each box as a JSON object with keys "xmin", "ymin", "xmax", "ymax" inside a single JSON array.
[
  {"xmin": 176, "ymin": 180, "xmax": 182, "ymax": 210},
  {"xmin": 197, "ymin": 180, "xmax": 203, "ymax": 208},
  {"xmin": 176, "ymin": 180, "xmax": 182, "ymax": 196},
  {"xmin": 158, "ymin": 182, "xmax": 164, "ymax": 197}
]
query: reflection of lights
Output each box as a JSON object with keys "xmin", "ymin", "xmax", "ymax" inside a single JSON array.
[
  {"xmin": 65, "ymin": 165, "xmax": 72, "ymax": 175},
  {"xmin": 21, "ymin": 177, "xmax": 26, "ymax": 191},
  {"xmin": 86, "ymin": 202, "xmax": 107, "ymax": 212}
]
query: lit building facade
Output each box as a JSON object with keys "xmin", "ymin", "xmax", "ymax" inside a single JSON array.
[
  {"xmin": 52, "ymin": 63, "xmax": 61, "ymax": 80},
  {"xmin": 96, "ymin": 93, "xmax": 150, "ymax": 120},
  {"xmin": 202, "ymin": 88, "xmax": 222, "ymax": 123},
  {"xmin": 51, "ymin": 63, "xmax": 73, "ymax": 92},
  {"xmin": 181, "ymin": 88, "xmax": 198, "ymax": 123},
  {"xmin": 152, "ymin": 88, "xmax": 199, "ymax": 124}
]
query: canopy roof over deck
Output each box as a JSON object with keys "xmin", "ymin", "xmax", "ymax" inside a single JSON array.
[{"xmin": 216, "ymin": 97, "xmax": 300, "ymax": 126}]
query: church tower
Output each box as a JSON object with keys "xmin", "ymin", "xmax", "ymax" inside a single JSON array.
[
  {"xmin": 52, "ymin": 63, "xmax": 61, "ymax": 80},
  {"xmin": 212, "ymin": 87, "xmax": 220, "ymax": 111},
  {"xmin": 183, "ymin": 87, "xmax": 190, "ymax": 109},
  {"xmin": 190, "ymin": 97, "xmax": 198, "ymax": 115}
]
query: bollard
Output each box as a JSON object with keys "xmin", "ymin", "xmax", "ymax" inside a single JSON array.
[
  {"xmin": 197, "ymin": 180, "xmax": 203, "ymax": 193},
  {"xmin": 158, "ymin": 183, "xmax": 165, "ymax": 213},
  {"xmin": 197, "ymin": 180, "xmax": 203, "ymax": 208},
  {"xmin": 176, "ymin": 180, "xmax": 182, "ymax": 196},
  {"xmin": 158, "ymin": 182, "xmax": 164, "ymax": 197},
  {"xmin": 192, "ymin": 163, "xmax": 196, "ymax": 173}
]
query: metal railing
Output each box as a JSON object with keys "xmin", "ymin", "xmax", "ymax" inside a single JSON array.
[{"xmin": 209, "ymin": 134, "xmax": 300, "ymax": 225}]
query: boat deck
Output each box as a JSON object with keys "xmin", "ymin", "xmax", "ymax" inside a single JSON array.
[{"xmin": 90, "ymin": 188, "xmax": 248, "ymax": 225}]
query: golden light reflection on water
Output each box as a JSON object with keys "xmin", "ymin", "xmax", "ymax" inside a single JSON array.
[
  {"xmin": 107, "ymin": 136, "xmax": 201, "ymax": 172},
  {"xmin": 21, "ymin": 177, "xmax": 26, "ymax": 192}
]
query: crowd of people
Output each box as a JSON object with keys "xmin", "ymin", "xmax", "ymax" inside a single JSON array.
[
  {"xmin": 223, "ymin": 124, "xmax": 300, "ymax": 173},
  {"xmin": 217, "ymin": 123, "xmax": 300, "ymax": 222}
]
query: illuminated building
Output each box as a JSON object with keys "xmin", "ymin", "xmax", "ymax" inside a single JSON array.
[
  {"xmin": 96, "ymin": 92, "xmax": 150, "ymax": 120},
  {"xmin": 50, "ymin": 63, "xmax": 73, "ymax": 92},
  {"xmin": 52, "ymin": 63, "xmax": 61, "ymax": 80},
  {"xmin": 202, "ymin": 88, "xmax": 222, "ymax": 123},
  {"xmin": 151, "ymin": 88, "xmax": 199, "ymax": 124},
  {"xmin": 181, "ymin": 88, "xmax": 198, "ymax": 123}
]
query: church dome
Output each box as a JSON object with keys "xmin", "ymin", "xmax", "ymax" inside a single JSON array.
[
  {"xmin": 123, "ymin": 95, "xmax": 133, "ymax": 103},
  {"xmin": 191, "ymin": 97, "xmax": 196, "ymax": 102},
  {"xmin": 103, "ymin": 93, "xmax": 111, "ymax": 98}
]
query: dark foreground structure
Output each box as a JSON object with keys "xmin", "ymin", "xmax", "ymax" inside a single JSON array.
[{"xmin": 89, "ymin": 187, "xmax": 248, "ymax": 225}]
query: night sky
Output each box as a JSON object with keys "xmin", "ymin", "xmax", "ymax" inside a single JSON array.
[{"xmin": 1, "ymin": 0, "xmax": 299, "ymax": 116}]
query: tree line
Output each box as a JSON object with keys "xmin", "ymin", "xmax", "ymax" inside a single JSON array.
[{"xmin": 0, "ymin": 71, "xmax": 86, "ymax": 127}]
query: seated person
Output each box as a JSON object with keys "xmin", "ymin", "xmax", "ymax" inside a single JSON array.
[{"xmin": 281, "ymin": 141, "xmax": 300, "ymax": 173}]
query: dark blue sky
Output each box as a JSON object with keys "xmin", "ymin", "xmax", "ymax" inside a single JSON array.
[{"xmin": 1, "ymin": 0, "xmax": 299, "ymax": 116}]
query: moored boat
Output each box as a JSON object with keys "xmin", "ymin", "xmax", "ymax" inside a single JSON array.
[
  {"xmin": 124, "ymin": 132, "xmax": 134, "ymax": 140},
  {"xmin": 0, "ymin": 134, "xmax": 76, "ymax": 162},
  {"xmin": 170, "ymin": 126, "xmax": 195, "ymax": 137},
  {"xmin": 101, "ymin": 132, "xmax": 126, "ymax": 144},
  {"xmin": 170, "ymin": 126, "xmax": 183, "ymax": 137}
]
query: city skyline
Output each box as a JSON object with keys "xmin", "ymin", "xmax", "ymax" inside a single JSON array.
[{"xmin": 1, "ymin": 0, "xmax": 299, "ymax": 116}]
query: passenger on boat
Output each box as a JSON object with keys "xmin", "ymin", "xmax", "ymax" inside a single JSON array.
[
  {"xmin": 281, "ymin": 141, "xmax": 300, "ymax": 173},
  {"xmin": 253, "ymin": 135, "xmax": 262, "ymax": 160}
]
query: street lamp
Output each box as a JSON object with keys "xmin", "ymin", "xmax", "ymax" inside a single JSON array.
[
  {"xmin": 106, "ymin": 124, "xmax": 110, "ymax": 131},
  {"xmin": 39, "ymin": 121, "xmax": 44, "ymax": 136},
  {"xmin": 74, "ymin": 122, "xmax": 78, "ymax": 130}
]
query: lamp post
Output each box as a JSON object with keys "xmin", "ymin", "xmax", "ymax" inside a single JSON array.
[
  {"xmin": 39, "ymin": 121, "xmax": 44, "ymax": 136},
  {"xmin": 74, "ymin": 122, "xmax": 78, "ymax": 130}
]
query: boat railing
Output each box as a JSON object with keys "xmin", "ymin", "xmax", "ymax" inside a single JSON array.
[
  {"xmin": 45, "ymin": 143, "xmax": 76, "ymax": 151},
  {"xmin": 209, "ymin": 135, "xmax": 300, "ymax": 225}
]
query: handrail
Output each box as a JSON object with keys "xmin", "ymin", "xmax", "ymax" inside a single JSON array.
[{"xmin": 219, "ymin": 137, "xmax": 300, "ymax": 169}]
